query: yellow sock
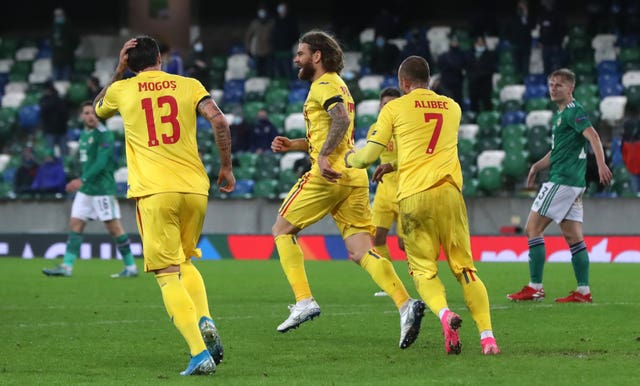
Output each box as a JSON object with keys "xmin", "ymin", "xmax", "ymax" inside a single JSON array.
[
  {"xmin": 360, "ymin": 249, "xmax": 409, "ymax": 309},
  {"xmin": 459, "ymin": 269, "xmax": 493, "ymax": 332},
  {"xmin": 373, "ymin": 244, "xmax": 391, "ymax": 261},
  {"xmin": 180, "ymin": 260, "xmax": 211, "ymax": 319},
  {"xmin": 156, "ymin": 272, "xmax": 206, "ymax": 356},
  {"xmin": 275, "ymin": 234, "xmax": 312, "ymax": 302},
  {"xmin": 413, "ymin": 274, "xmax": 448, "ymax": 316}
]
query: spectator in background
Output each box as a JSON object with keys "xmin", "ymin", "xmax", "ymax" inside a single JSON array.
[
  {"xmin": 31, "ymin": 148, "xmax": 66, "ymax": 194},
  {"xmin": 185, "ymin": 38, "xmax": 210, "ymax": 90},
  {"xmin": 160, "ymin": 42, "xmax": 184, "ymax": 75},
  {"xmin": 245, "ymin": 4, "xmax": 275, "ymax": 77},
  {"xmin": 370, "ymin": 34, "xmax": 401, "ymax": 75},
  {"xmin": 466, "ymin": 36, "xmax": 497, "ymax": 113},
  {"xmin": 39, "ymin": 81, "xmax": 69, "ymax": 156},
  {"xmin": 249, "ymin": 108, "xmax": 279, "ymax": 153},
  {"xmin": 13, "ymin": 146, "xmax": 39, "ymax": 194},
  {"xmin": 373, "ymin": 7, "xmax": 400, "ymax": 41},
  {"xmin": 86, "ymin": 75, "xmax": 101, "ymax": 101},
  {"xmin": 230, "ymin": 113, "xmax": 251, "ymax": 153},
  {"xmin": 537, "ymin": 0, "xmax": 567, "ymax": 76},
  {"xmin": 504, "ymin": 0, "xmax": 533, "ymax": 76},
  {"xmin": 50, "ymin": 8, "xmax": 78, "ymax": 81},
  {"xmin": 401, "ymin": 28, "xmax": 432, "ymax": 64},
  {"xmin": 271, "ymin": 2, "xmax": 300, "ymax": 79},
  {"xmin": 437, "ymin": 36, "xmax": 466, "ymax": 105}
]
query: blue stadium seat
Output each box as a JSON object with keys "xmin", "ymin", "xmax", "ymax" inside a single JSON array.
[
  {"xmin": 523, "ymin": 84, "xmax": 548, "ymax": 100},
  {"xmin": 599, "ymin": 82, "xmax": 624, "ymax": 98},
  {"xmin": 17, "ymin": 104, "xmax": 40, "ymax": 130},
  {"xmin": 222, "ymin": 79, "xmax": 245, "ymax": 104},
  {"xmin": 380, "ymin": 75, "xmax": 398, "ymax": 89},
  {"xmin": 500, "ymin": 110, "xmax": 526, "ymax": 126},
  {"xmin": 289, "ymin": 79, "xmax": 310, "ymax": 91},
  {"xmin": 230, "ymin": 179, "xmax": 255, "ymax": 199},
  {"xmin": 288, "ymin": 88, "xmax": 308, "ymax": 103},
  {"xmin": 597, "ymin": 60, "xmax": 620, "ymax": 75},
  {"xmin": 196, "ymin": 115, "xmax": 211, "ymax": 130},
  {"xmin": 524, "ymin": 74, "xmax": 546, "ymax": 88}
]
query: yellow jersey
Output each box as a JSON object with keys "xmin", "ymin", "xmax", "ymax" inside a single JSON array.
[
  {"xmin": 304, "ymin": 72, "xmax": 368, "ymax": 187},
  {"xmin": 96, "ymin": 70, "xmax": 210, "ymax": 198},
  {"xmin": 367, "ymin": 121, "xmax": 398, "ymax": 185},
  {"xmin": 369, "ymin": 88, "xmax": 463, "ymax": 201}
]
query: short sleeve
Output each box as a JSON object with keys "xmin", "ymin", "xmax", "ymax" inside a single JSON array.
[
  {"xmin": 368, "ymin": 104, "xmax": 393, "ymax": 147},
  {"xmin": 569, "ymin": 105, "xmax": 592, "ymax": 133}
]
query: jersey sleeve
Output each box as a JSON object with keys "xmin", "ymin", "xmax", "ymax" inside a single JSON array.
[
  {"xmin": 316, "ymin": 81, "xmax": 344, "ymax": 111},
  {"xmin": 365, "ymin": 123, "xmax": 376, "ymax": 140},
  {"xmin": 368, "ymin": 104, "xmax": 393, "ymax": 148},
  {"xmin": 192, "ymin": 78, "xmax": 211, "ymax": 108},
  {"xmin": 95, "ymin": 82, "xmax": 120, "ymax": 120},
  {"xmin": 569, "ymin": 105, "xmax": 592, "ymax": 133}
]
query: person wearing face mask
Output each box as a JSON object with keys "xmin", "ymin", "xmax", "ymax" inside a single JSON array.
[
  {"xmin": 245, "ymin": 4, "xmax": 275, "ymax": 77},
  {"xmin": 50, "ymin": 8, "xmax": 78, "ymax": 81},
  {"xmin": 503, "ymin": 0, "xmax": 533, "ymax": 76},
  {"xmin": 466, "ymin": 36, "xmax": 497, "ymax": 113},
  {"xmin": 186, "ymin": 38, "xmax": 210, "ymax": 90},
  {"xmin": 271, "ymin": 2, "xmax": 300, "ymax": 79},
  {"xmin": 370, "ymin": 34, "xmax": 400, "ymax": 76},
  {"xmin": 249, "ymin": 108, "xmax": 279, "ymax": 154}
]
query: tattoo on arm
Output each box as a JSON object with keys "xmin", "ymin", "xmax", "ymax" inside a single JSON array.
[
  {"xmin": 199, "ymin": 98, "xmax": 232, "ymax": 167},
  {"xmin": 320, "ymin": 103, "xmax": 350, "ymax": 156}
]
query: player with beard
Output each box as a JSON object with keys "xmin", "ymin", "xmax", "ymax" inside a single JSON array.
[{"xmin": 270, "ymin": 30, "xmax": 426, "ymax": 349}]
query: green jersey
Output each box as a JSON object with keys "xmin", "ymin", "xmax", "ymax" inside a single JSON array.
[
  {"xmin": 78, "ymin": 124, "xmax": 117, "ymax": 196},
  {"xmin": 549, "ymin": 99, "xmax": 591, "ymax": 187}
]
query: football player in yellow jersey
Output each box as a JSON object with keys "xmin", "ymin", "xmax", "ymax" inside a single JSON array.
[
  {"xmin": 271, "ymin": 30, "xmax": 426, "ymax": 349},
  {"xmin": 94, "ymin": 36, "xmax": 235, "ymax": 375},
  {"xmin": 346, "ymin": 56, "xmax": 500, "ymax": 355},
  {"xmin": 367, "ymin": 87, "xmax": 403, "ymax": 297}
]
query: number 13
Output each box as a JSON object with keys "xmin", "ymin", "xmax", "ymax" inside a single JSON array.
[{"xmin": 141, "ymin": 96, "xmax": 181, "ymax": 147}]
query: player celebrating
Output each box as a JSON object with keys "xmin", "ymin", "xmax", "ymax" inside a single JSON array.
[
  {"xmin": 367, "ymin": 87, "xmax": 403, "ymax": 296},
  {"xmin": 271, "ymin": 30, "xmax": 426, "ymax": 349},
  {"xmin": 346, "ymin": 55, "xmax": 500, "ymax": 355},
  {"xmin": 42, "ymin": 101, "xmax": 138, "ymax": 278},
  {"xmin": 94, "ymin": 36, "xmax": 235, "ymax": 375}
]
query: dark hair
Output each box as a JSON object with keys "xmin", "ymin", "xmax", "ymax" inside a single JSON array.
[
  {"xmin": 398, "ymin": 55, "xmax": 430, "ymax": 84},
  {"xmin": 380, "ymin": 87, "xmax": 401, "ymax": 100},
  {"xmin": 299, "ymin": 30, "xmax": 344, "ymax": 74},
  {"xmin": 128, "ymin": 35, "xmax": 160, "ymax": 73},
  {"xmin": 548, "ymin": 68, "xmax": 576, "ymax": 84},
  {"xmin": 80, "ymin": 100, "xmax": 93, "ymax": 109}
]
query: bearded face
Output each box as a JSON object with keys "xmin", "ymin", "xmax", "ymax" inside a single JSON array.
[{"xmin": 298, "ymin": 60, "xmax": 315, "ymax": 81}]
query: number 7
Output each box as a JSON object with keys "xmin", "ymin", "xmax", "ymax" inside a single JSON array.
[{"xmin": 424, "ymin": 113, "xmax": 443, "ymax": 154}]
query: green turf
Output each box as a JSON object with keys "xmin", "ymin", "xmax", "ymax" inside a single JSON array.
[{"xmin": 0, "ymin": 258, "xmax": 638, "ymax": 385}]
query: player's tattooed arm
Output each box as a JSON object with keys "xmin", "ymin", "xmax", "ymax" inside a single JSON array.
[
  {"xmin": 198, "ymin": 98, "xmax": 232, "ymax": 168},
  {"xmin": 319, "ymin": 102, "xmax": 350, "ymax": 156}
]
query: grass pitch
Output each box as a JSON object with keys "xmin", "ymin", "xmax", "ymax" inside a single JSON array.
[{"xmin": 1, "ymin": 258, "xmax": 638, "ymax": 385}]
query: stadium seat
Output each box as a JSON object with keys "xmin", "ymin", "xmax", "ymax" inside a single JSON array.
[
  {"xmin": 244, "ymin": 76, "xmax": 270, "ymax": 101},
  {"xmin": 285, "ymin": 101, "xmax": 304, "ymax": 115},
  {"xmin": 625, "ymin": 85, "xmax": 640, "ymax": 108},
  {"xmin": 359, "ymin": 28, "xmax": 375, "ymax": 44},
  {"xmin": 17, "ymin": 104, "xmax": 40, "ymax": 130},
  {"xmin": 343, "ymin": 51, "xmax": 362, "ymax": 75},
  {"xmin": 528, "ymin": 137, "xmax": 551, "ymax": 161},
  {"xmin": 525, "ymin": 110, "xmax": 553, "ymax": 128},
  {"xmin": 280, "ymin": 151, "xmax": 307, "ymax": 171},
  {"xmin": 523, "ymin": 84, "xmax": 548, "ymax": 100},
  {"xmin": 253, "ymin": 179, "xmax": 278, "ymax": 199},
  {"xmin": 592, "ymin": 34, "xmax": 617, "ymax": 51},
  {"xmin": 66, "ymin": 82, "xmax": 89, "ymax": 105},
  {"xmin": 622, "ymin": 71, "xmax": 640, "ymax": 88},
  {"xmin": 458, "ymin": 138, "xmax": 477, "ymax": 159},
  {"xmin": 477, "ymin": 166, "xmax": 503, "ymax": 193},
  {"xmin": 527, "ymin": 125, "xmax": 550, "ymax": 141},
  {"xmin": 284, "ymin": 112, "xmax": 305, "ymax": 133},
  {"xmin": 462, "ymin": 178, "xmax": 479, "ymax": 197},
  {"xmin": 356, "ymin": 114, "xmax": 376, "ymax": 129},
  {"xmin": 599, "ymin": 96, "xmax": 627, "ymax": 123},
  {"xmin": 288, "ymin": 88, "xmax": 308, "ymax": 103},
  {"xmin": 106, "ymin": 115, "xmax": 124, "ymax": 131},
  {"xmin": 477, "ymin": 150, "xmax": 505, "ymax": 172},
  {"xmin": 499, "ymin": 85, "xmax": 526, "ymax": 102},
  {"xmin": 358, "ymin": 75, "xmax": 383, "ymax": 94},
  {"xmin": 501, "ymin": 110, "xmax": 526, "ymax": 126},
  {"xmin": 278, "ymin": 169, "xmax": 299, "ymax": 190},
  {"xmin": 458, "ymin": 123, "xmax": 479, "ymax": 140},
  {"xmin": 242, "ymin": 101, "xmax": 266, "ymax": 124},
  {"xmin": 235, "ymin": 152, "xmax": 259, "ymax": 168},
  {"xmin": 1, "ymin": 91, "xmax": 25, "ymax": 108},
  {"xmin": 525, "ymin": 98, "xmax": 549, "ymax": 112},
  {"xmin": 233, "ymin": 166, "xmax": 256, "ymax": 181},
  {"xmin": 502, "ymin": 151, "xmax": 530, "ymax": 179},
  {"xmin": 356, "ymin": 99, "xmax": 379, "ymax": 117},
  {"xmin": 476, "ymin": 110, "xmax": 501, "ymax": 129},
  {"xmin": 476, "ymin": 135, "xmax": 502, "ymax": 153},
  {"xmin": 230, "ymin": 179, "xmax": 255, "ymax": 199}
]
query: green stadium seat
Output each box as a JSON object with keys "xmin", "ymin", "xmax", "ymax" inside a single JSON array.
[
  {"xmin": 502, "ymin": 151, "xmax": 530, "ymax": 179},
  {"xmin": 502, "ymin": 123, "xmax": 526, "ymax": 140},
  {"xmin": 286, "ymin": 101, "xmax": 304, "ymax": 115},
  {"xmin": 458, "ymin": 138, "xmax": 477, "ymax": 158},
  {"xmin": 267, "ymin": 78, "xmax": 290, "ymax": 91},
  {"xmin": 356, "ymin": 114, "xmax": 376, "ymax": 129},
  {"xmin": 253, "ymin": 179, "xmax": 278, "ymax": 199},
  {"xmin": 500, "ymin": 99, "xmax": 523, "ymax": 113},
  {"xmin": 278, "ymin": 169, "xmax": 299, "ymax": 191},
  {"xmin": 235, "ymin": 152, "xmax": 259, "ymax": 168},
  {"xmin": 525, "ymin": 98, "xmax": 550, "ymax": 112},
  {"xmin": 476, "ymin": 110, "xmax": 501, "ymax": 129},
  {"xmin": 233, "ymin": 165, "xmax": 256, "ymax": 180},
  {"xmin": 242, "ymin": 101, "xmax": 266, "ymax": 124},
  {"xmin": 476, "ymin": 136, "xmax": 502, "ymax": 152},
  {"xmin": 625, "ymin": 85, "xmax": 640, "ymax": 108},
  {"xmin": 210, "ymin": 55, "xmax": 227, "ymax": 72},
  {"xmin": 66, "ymin": 82, "xmax": 89, "ymax": 105},
  {"xmin": 477, "ymin": 166, "xmax": 503, "ymax": 194},
  {"xmin": 74, "ymin": 58, "xmax": 95, "ymax": 75},
  {"xmin": 528, "ymin": 138, "xmax": 551, "ymax": 161}
]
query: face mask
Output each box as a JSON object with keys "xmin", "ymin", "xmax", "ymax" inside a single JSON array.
[
  {"xmin": 475, "ymin": 45, "xmax": 486, "ymax": 54},
  {"xmin": 194, "ymin": 43, "xmax": 203, "ymax": 52},
  {"xmin": 233, "ymin": 116, "xmax": 243, "ymax": 125},
  {"xmin": 258, "ymin": 9, "xmax": 267, "ymax": 19},
  {"xmin": 54, "ymin": 16, "xmax": 65, "ymax": 24},
  {"xmin": 375, "ymin": 37, "xmax": 385, "ymax": 48},
  {"xmin": 277, "ymin": 4, "xmax": 286, "ymax": 16}
]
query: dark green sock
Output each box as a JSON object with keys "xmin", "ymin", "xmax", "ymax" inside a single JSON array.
[
  {"xmin": 528, "ymin": 238, "xmax": 546, "ymax": 284},
  {"xmin": 115, "ymin": 234, "xmax": 136, "ymax": 267},
  {"xmin": 570, "ymin": 241, "xmax": 589, "ymax": 286},
  {"xmin": 63, "ymin": 232, "xmax": 83, "ymax": 267}
]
